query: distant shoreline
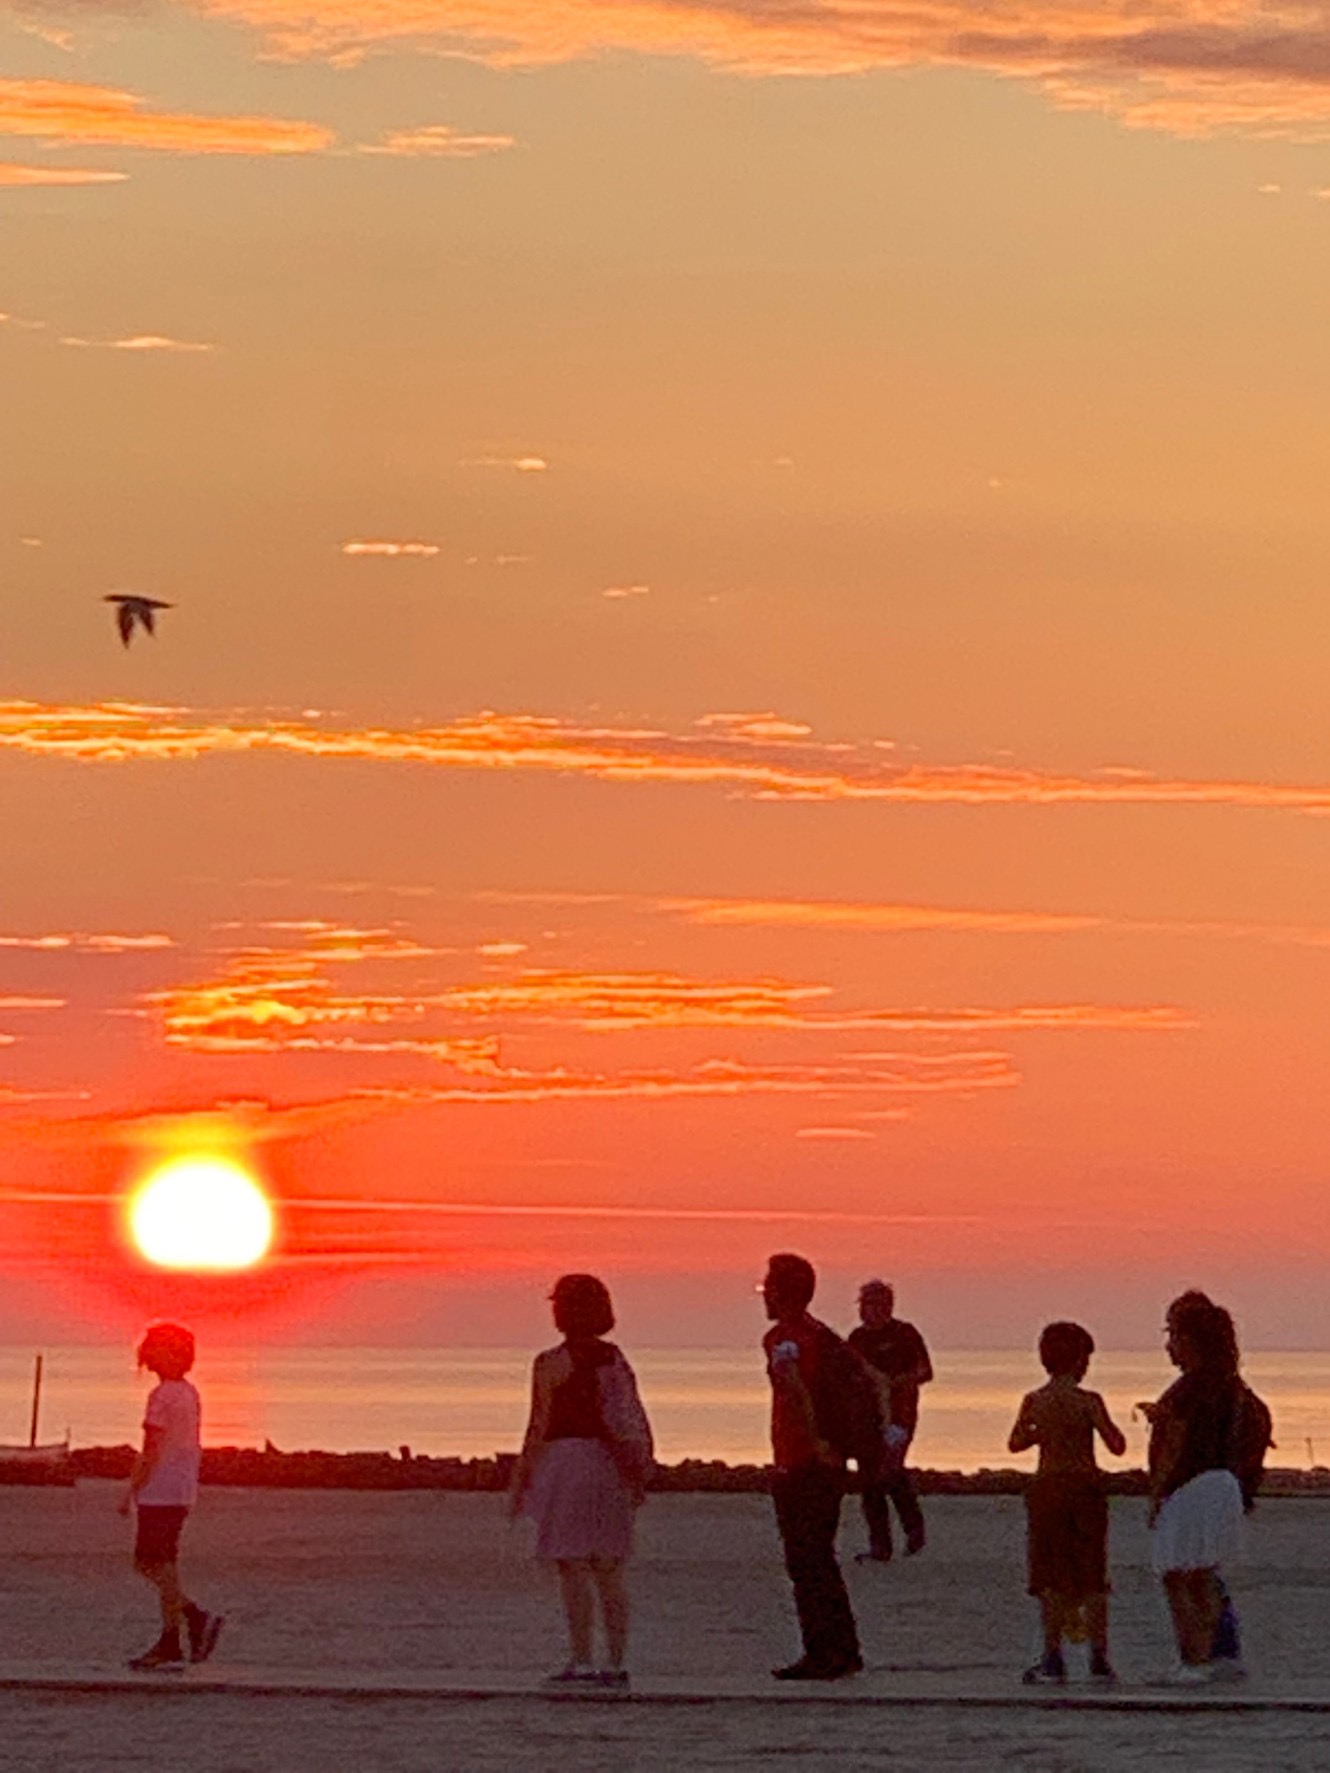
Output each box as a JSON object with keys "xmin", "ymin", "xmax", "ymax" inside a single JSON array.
[{"xmin": 16, "ymin": 1447, "xmax": 1325, "ymax": 1497}]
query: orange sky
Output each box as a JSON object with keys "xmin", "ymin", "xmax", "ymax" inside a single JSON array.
[{"xmin": 5, "ymin": 0, "xmax": 1330, "ymax": 1347}]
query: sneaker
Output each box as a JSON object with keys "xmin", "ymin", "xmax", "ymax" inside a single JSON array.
[
  {"xmin": 1088, "ymin": 1654, "xmax": 1118, "ymax": 1686},
  {"xmin": 543, "ymin": 1666, "xmax": 599, "ymax": 1687},
  {"xmin": 1022, "ymin": 1651, "xmax": 1067, "ymax": 1686},
  {"xmin": 128, "ymin": 1635, "xmax": 185, "ymax": 1673},
  {"xmin": 595, "ymin": 1669, "xmax": 631, "ymax": 1690},
  {"xmin": 854, "ymin": 1550, "xmax": 892, "ymax": 1566},
  {"xmin": 904, "ymin": 1529, "xmax": 926, "ymax": 1557},
  {"xmin": 1207, "ymin": 1659, "xmax": 1248, "ymax": 1684},
  {"xmin": 1167, "ymin": 1663, "xmax": 1214, "ymax": 1687},
  {"xmin": 186, "ymin": 1609, "xmax": 224, "ymax": 1665}
]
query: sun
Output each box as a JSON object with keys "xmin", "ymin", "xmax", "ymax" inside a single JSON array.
[{"xmin": 129, "ymin": 1156, "xmax": 274, "ymax": 1272}]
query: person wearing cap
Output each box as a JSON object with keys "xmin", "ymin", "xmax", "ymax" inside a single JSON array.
[{"xmin": 848, "ymin": 1281, "xmax": 933, "ymax": 1562}]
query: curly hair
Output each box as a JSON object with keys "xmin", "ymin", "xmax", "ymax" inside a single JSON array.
[
  {"xmin": 1038, "ymin": 1320, "xmax": 1095, "ymax": 1379},
  {"xmin": 137, "ymin": 1322, "xmax": 196, "ymax": 1380}
]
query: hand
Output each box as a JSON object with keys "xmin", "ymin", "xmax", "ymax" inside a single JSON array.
[{"xmin": 1135, "ymin": 1401, "xmax": 1160, "ymax": 1424}]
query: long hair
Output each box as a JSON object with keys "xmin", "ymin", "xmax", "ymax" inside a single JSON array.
[{"xmin": 1172, "ymin": 1300, "xmax": 1239, "ymax": 1379}]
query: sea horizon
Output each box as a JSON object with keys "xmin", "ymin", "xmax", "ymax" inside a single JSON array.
[{"xmin": 6, "ymin": 1344, "xmax": 1329, "ymax": 1475}]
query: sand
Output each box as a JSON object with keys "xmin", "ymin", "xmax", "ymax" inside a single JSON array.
[{"xmin": 0, "ymin": 1483, "xmax": 1326, "ymax": 1769}]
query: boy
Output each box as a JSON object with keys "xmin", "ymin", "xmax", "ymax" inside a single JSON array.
[
  {"xmin": 119, "ymin": 1322, "xmax": 223, "ymax": 1672},
  {"xmin": 1008, "ymin": 1321, "xmax": 1126, "ymax": 1685}
]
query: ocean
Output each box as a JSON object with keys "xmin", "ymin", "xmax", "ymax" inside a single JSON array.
[{"xmin": 4, "ymin": 1346, "xmax": 1329, "ymax": 1472}]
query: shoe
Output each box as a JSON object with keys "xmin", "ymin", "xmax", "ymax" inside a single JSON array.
[
  {"xmin": 772, "ymin": 1655, "xmax": 861, "ymax": 1682},
  {"xmin": 1088, "ymin": 1655, "xmax": 1118, "ymax": 1686},
  {"xmin": 595, "ymin": 1669, "xmax": 630, "ymax": 1690},
  {"xmin": 543, "ymin": 1666, "xmax": 599, "ymax": 1687},
  {"xmin": 1167, "ymin": 1663, "xmax": 1214, "ymax": 1686},
  {"xmin": 854, "ymin": 1550, "xmax": 892, "ymax": 1565},
  {"xmin": 1021, "ymin": 1651, "xmax": 1067, "ymax": 1686},
  {"xmin": 904, "ymin": 1529, "xmax": 926, "ymax": 1557},
  {"xmin": 1207, "ymin": 1659, "xmax": 1248, "ymax": 1683},
  {"xmin": 128, "ymin": 1635, "xmax": 185, "ymax": 1673},
  {"xmin": 186, "ymin": 1609, "xmax": 224, "ymax": 1665}
]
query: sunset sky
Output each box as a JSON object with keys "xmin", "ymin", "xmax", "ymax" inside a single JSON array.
[{"xmin": 5, "ymin": 0, "xmax": 1330, "ymax": 1349}]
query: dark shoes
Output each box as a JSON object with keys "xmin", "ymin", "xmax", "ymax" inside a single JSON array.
[
  {"xmin": 1022, "ymin": 1650, "xmax": 1067, "ymax": 1686},
  {"xmin": 128, "ymin": 1633, "xmax": 185, "ymax": 1673},
  {"xmin": 854, "ymin": 1549, "xmax": 892, "ymax": 1565},
  {"xmin": 185, "ymin": 1607, "xmax": 224, "ymax": 1665},
  {"xmin": 772, "ymin": 1655, "xmax": 863, "ymax": 1682},
  {"xmin": 904, "ymin": 1528, "xmax": 926, "ymax": 1557}
]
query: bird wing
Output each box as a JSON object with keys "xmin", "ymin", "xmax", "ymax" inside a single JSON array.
[
  {"xmin": 116, "ymin": 603, "xmax": 134, "ymax": 647},
  {"xmin": 140, "ymin": 605, "xmax": 156, "ymax": 636}
]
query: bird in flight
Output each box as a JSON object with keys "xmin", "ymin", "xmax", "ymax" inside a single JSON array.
[{"xmin": 104, "ymin": 594, "xmax": 173, "ymax": 648}]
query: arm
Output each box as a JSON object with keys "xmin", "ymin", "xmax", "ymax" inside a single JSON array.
[
  {"xmin": 1092, "ymin": 1393, "xmax": 1127, "ymax": 1459},
  {"xmin": 508, "ymin": 1352, "xmax": 557, "ymax": 1516},
  {"xmin": 119, "ymin": 1424, "xmax": 164, "ymax": 1515},
  {"xmin": 911, "ymin": 1332, "xmax": 934, "ymax": 1388},
  {"xmin": 1008, "ymin": 1393, "xmax": 1039, "ymax": 1456},
  {"xmin": 770, "ymin": 1347, "xmax": 837, "ymax": 1467}
]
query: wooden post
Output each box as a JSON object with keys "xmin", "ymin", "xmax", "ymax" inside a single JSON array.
[{"xmin": 28, "ymin": 1354, "xmax": 42, "ymax": 1449}]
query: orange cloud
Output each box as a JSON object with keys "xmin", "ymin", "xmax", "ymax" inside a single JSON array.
[
  {"xmin": 60, "ymin": 334, "xmax": 215, "ymax": 353},
  {"xmin": 359, "ymin": 124, "xmax": 515, "ymax": 157},
  {"xmin": 0, "ymin": 932, "xmax": 173, "ymax": 953},
  {"xmin": 0, "ymin": 162, "xmax": 128, "ymax": 185},
  {"xmin": 192, "ymin": 0, "xmax": 1330, "ymax": 141},
  {"xmin": 341, "ymin": 539, "xmax": 440, "ymax": 557},
  {"xmin": 0, "ymin": 77, "xmax": 332, "ymax": 155},
  {"xmin": 10, "ymin": 700, "xmax": 1330, "ymax": 819}
]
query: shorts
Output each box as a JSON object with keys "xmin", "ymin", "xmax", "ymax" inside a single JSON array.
[
  {"xmin": 1152, "ymin": 1469, "xmax": 1244, "ymax": 1575},
  {"xmin": 135, "ymin": 1504, "xmax": 189, "ymax": 1567},
  {"xmin": 1026, "ymin": 1475, "xmax": 1109, "ymax": 1600}
]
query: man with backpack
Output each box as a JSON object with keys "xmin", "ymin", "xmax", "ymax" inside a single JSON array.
[{"xmin": 761, "ymin": 1253, "xmax": 876, "ymax": 1681}]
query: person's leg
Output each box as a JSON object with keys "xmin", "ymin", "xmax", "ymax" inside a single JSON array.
[
  {"xmin": 885, "ymin": 1462, "xmax": 926, "ymax": 1553},
  {"xmin": 859, "ymin": 1480, "xmax": 893, "ymax": 1560},
  {"xmin": 1188, "ymin": 1569, "xmax": 1223, "ymax": 1664},
  {"xmin": 590, "ymin": 1559, "xmax": 629, "ymax": 1670},
  {"xmin": 1163, "ymin": 1569, "xmax": 1215, "ymax": 1665},
  {"xmin": 1212, "ymin": 1576, "xmax": 1243, "ymax": 1663},
  {"xmin": 775, "ymin": 1466, "xmax": 860, "ymax": 1672},
  {"xmin": 557, "ymin": 1560, "xmax": 596, "ymax": 1668},
  {"xmin": 1038, "ymin": 1593, "xmax": 1064, "ymax": 1657}
]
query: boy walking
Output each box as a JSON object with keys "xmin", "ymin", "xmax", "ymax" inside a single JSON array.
[
  {"xmin": 1008, "ymin": 1322, "xmax": 1126, "ymax": 1685},
  {"xmin": 120, "ymin": 1322, "xmax": 223, "ymax": 1672}
]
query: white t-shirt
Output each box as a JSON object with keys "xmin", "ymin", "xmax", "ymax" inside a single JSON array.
[{"xmin": 139, "ymin": 1378, "xmax": 201, "ymax": 1507}]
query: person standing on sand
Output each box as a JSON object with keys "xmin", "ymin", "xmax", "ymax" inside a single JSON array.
[
  {"xmin": 119, "ymin": 1323, "xmax": 224, "ymax": 1673},
  {"xmin": 1144, "ymin": 1299, "xmax": 1251, "ymax": 1684},
  {"xmin": 1009, "ymin": 1321, "xmax": 1126, "ymax": 1686},
  {"xmin": 761, "ymin": 1253, "xmax": 863, "ymax": 1682},
  {"xmin": 510, "ymin": 1274, "xmax": 654, "ymax": 1690},
  {"xmin": 848, "ymin": 1280, "xmax": 932, "ymax": 1563}
]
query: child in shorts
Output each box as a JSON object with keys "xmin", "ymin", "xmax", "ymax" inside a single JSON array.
[
  {"xmin": 1008, "ymin": 1321, "xmax": 1127, "ymax": 1685},
  {"xmin": 119, "ymin": 1323, "xmax": 223, "ymax": 1672}
]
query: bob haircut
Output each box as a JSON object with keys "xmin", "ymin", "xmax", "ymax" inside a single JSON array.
[
  {"xmin": 137, "ymin": 1322, "xmax": 196, "ymax": 1381},
  {"xmin": 551, "ymin": 1273, "xmax": 615, "ymax": 1339},
  {"xmin": 1038, "ymin": 1320, "xmax": 1095, "ymax": 1379}
]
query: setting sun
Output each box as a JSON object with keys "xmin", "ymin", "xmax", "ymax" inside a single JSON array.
[{"xmin": 129, "ymin": 1157, "xmax": 274, "ymax": 1272}]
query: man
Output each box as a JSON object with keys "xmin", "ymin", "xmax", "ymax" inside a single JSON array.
[
  {"xmin": 761, "ymin": 1252, "xmax": 862, "ymax": 1681},
  {"xmin": 848, "ymin": 1280, "xmax": 933, "ymax": 1562}
]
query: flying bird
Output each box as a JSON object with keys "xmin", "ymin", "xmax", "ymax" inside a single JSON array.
[{"xmin": 104, "ymin": 594, "xmax": 173, "ymax": 648}]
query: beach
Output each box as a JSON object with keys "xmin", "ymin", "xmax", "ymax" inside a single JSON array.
[{"xmin": 1, "ymin": 1483, "xmax": 1327, "ymax": 1770}]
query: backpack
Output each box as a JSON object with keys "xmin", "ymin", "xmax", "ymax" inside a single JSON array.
[
  {"xmin": 809, "ymin": 1324, "xmax": 887, "ymax": 1480},
  {"xmin": 1227, "ymin": 1380, "xmax": 1274, "ymax": 1511}
]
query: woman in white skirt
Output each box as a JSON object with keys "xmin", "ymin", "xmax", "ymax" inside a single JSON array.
[
  {"xmin": 1146, "ymin": 1299, "xmax": 1246, "ymax": 1681},
  {"xmin": 510, "ymin": 1274, "xmax": 654, "ymax": 1688}
]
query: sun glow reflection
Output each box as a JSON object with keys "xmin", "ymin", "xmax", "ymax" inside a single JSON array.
[{"xmin": 129, "ymin": 1157, "xmax": 274, "ymax": 1272}]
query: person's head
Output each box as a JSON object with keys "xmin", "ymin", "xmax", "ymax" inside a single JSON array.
[
  {"xmin": 1038, "ymin": 1320, "xmax": 1095, "ymax": 1382},
  {"xmin": 1165, "ymin": 1289, "xmax": 1215, "ymax": 1369},
  {"xmin": 137, "ymin": 1322, "xmax": 195, "ymax": 1381},
  {"xmin": 858, "ymin": 1279, "xmax": 895, "ymax": 1329},
  {"xmin": 1170, "ymin": 1299, "xmax": 1239, "ymax": 1378},
  {"xmin": 762, "ymin": 1253, "xmax": 816, "ymax": 1323},
  {"xmin": 550, "ymin": 1273, "xmax": 615, "ymax": 1341}
]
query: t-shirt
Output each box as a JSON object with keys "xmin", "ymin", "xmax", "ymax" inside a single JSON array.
[
  {"xmin": 847, "ymin": 1320, "xmax": 932, "ymax": 1439},
  {"xmin": 139, "ymin": 1378, "xmax": 201, "ymax": 1508},
  {"xmin": 1150, "ymin": 1371, "xmax": 1240, "ymax": 1499},
  {"xmin": 764, "ymin": 1316, "xmax": 840, "ymax": 1472}
]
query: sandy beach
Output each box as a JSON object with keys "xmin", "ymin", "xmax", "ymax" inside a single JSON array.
[{"xmin": 0, "ymin": 1483, "xmax": 1326, "ymax": 1769}]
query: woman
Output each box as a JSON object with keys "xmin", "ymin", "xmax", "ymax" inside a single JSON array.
[
  {"xmin": 510, "ymin": 1274, "xmax": 654, "ymax": 1688},
  {"xmin": 1145, "ymin": 1298, "xmax": 1246, "ymax": 1682}
]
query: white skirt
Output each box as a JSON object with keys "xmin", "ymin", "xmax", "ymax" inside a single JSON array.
[
  {"xmin": 1152, "ymin": 1469, "xmax": 1245, "ymax": 1575},
  {"xmin": 525, "ymin": 1438, "xmax": 636, "ymax": 1564}
]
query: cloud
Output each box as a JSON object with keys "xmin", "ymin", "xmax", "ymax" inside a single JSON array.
[
  {"xmin": 359, "ymin": 124, "xmax": 515, "ymax": 157},
  {"xmin": 15, "ymin": 699, "xmax": 1330, "ymax": 821},
  {"xmin": 0, "ymin": 313, "xmax": 46, "ymax": 330},
  {"xmin": 0, "ymin": 76, "xmax": 332, "ymax": 155},
  {"xmin": 0, "ymin": 162, "xmax": 128, "ymax": 185},
  {"xmin": 603, "ymin": 585, "xmax": 650, "ymax": 600},
  {"xmin": 796, "ymin": 1125, "xmax": 877, "ymax": 1140},
  {"xmin": 0, "ymin": 996, "xmax": 65, "ymax": 1011},
  {"xmin": 0, "ymin": 931, "xmax": 172, "ymax": 953},
  {"xmin": 341, "ymin": 539, "xmax": 440, "ymax": 557},
  {"xmin": 188, "ymin": 0, "xmax": 1330, "ymax": 143},
  {"xmin": 460, "ymin": 454, "xmax": 548, "ymax": 472},
  {"xmin": 60, "ymin": 334, "xmax": 215, "ymax": 352}
]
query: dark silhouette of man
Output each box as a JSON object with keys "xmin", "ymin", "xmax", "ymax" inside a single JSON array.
[
  {"xmin": 761, "ymin": 1253, "xmax": 862, "ymax": 1680},
  {"xmin": 848, "ymin": 1279, "xmax": 932, "ymax": 1562}
]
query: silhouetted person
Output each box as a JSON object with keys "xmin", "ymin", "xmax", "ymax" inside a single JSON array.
[
  {"xmin": 848, "ymin": 1279, "xmax": 932, "ymax": 1562},
  {"xmin": 1145, "ymin": 1299, "xmax": 1248, "ymax": 1683},
  {"xmin": 761, "ymin": 1253, "xmax": 862, "ymax": 1681},
  {"xmin": 119, "ymin": 1323, "xmax": 223, "ymax": 1672},
  {"xmin": 510, "ymin": 1274, "xmax": 654, "ymax": 1689},
  {"xmin": 1009, "ymin": 1322, "xmax": 1125, "ymax": 1685}
]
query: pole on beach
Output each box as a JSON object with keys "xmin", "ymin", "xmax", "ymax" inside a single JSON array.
[{"xmin": 28, "ymin": 1353, "xmax": 42, "ymax": 1448}]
